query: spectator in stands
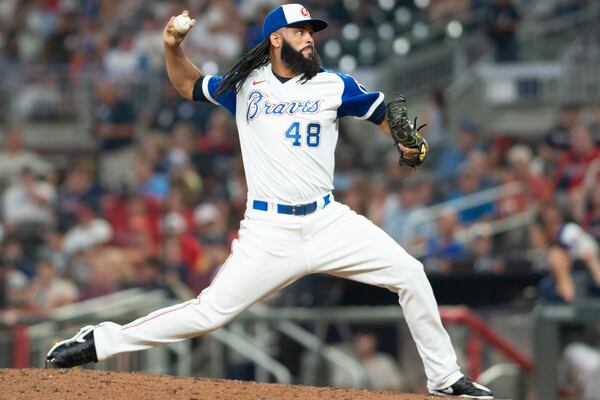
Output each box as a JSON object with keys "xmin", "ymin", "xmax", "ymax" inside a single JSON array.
[
  {"xmin": 186, "ymin": 0, "xmax": 245, "ymax": 65},
  {"xmin": 36, "ymin": 229, "xmax": 69, "ymax": 277},
  {"xmin": 2, "ymin": 238, "xmax": 35, "ymax": 280},
  {"xmin": 93, "ymin": 80, "xmax": 137, "ymax": 190},
  {"xmin": 132, "ymin": 256, "xmax": 177, "ymax": 299},
  {"xmin": 429, "ymin": 0, "xmax": 472, "ymax": 23},
  {"xmin": 562, "ymin": 342, "xmax": 600, "ymax": 400},
  {"xmin": 0, "ymin": 256, "xmax": 28, "ymax": 310},
  {"xmin": 434, "ymin": 119, "xmax": 481, "ymax": 182},
  {"xmin": 161, "ymin": 234, "xmax": 190, "ymax": 287},
  {"xmin": 486, "ymin": 0, "xmax": 521, "ymax": 62},
  {"xmin": 540, "ymin": 104, "xmax": 581, "ymax": 171},
  {"xmin": 330, "ymin": 330, "xmax": 406, "ymax": 390},
  {"xmin": 137, "ymin": 133, "xmax": 168, "ymax": 171},
  {"xmin": 160, "ymin": 211, "xmax": 204, "ymax": 289},
  {"xmin": 0, "ymin": 125, "xmax": 52, "ymax": 189},
  {"xmin": 150, "ymin": 82, "xmax": 211, "ymax": 132},
  {"xmin": 466, "ymin": 222, "xmax": 505, "ymax": 274},
  {"xmin": 163, "ymin": 187, "xmax": 195, "ymax": 231},
  {"xmin": 194, "ymin": 202, "xmax": 228, "ymax": 245},
  {"xmin": 393, "ymin": 173, "xmax": 437, "ymax": 248},
  {"xmin": 77, "ymin": 250, "xmax": 123, "ymax": 300},
  {"xmin": 446, "ymin": 165, "xmax": 496, "ymax": 224},
  {"xmin": 241, "ymin": 2, "xmax": 274, "ymax": 48},
  {"xmin": 43, "ymin": 11, "xmax": 78, "ymax": 65},
  {"xmin": 588, "ymin": 103, "xmax": 600, "ymax": 146},
  {"xmin": 15, "ymin": 73, "xmax": 65, "ymax": 120},
  {"xmin": 383, "ymin": 175, "xmax": 425, "ymax": 245},
  {"xmin": 527, "ymin": 223, "xmax": 551, "ymax": 273},
  {"xmin": 497, "ymin": 144, "xmax": 553, "ymax": 217},
  {"xmin": 424, "ymin": 207, "xmax": 466, "ymax": 274},
  {"xmin": 171, "ymin": 166, "xmax": 203, "ymax": 210},
  {"xmin": 551, "ymin": 0, "xmax": 585, "ymax": 18},
  {"xmin": 553, "ymin": 124, "xmax": 600, "ymax": 192},
  {"xmin": 62, "ymin": 205, "xmax": 113, "ymax": 256},
  {"xmin": 165, "ymin": 125, "xmax": 204, "ymax": 201},
  {"xmin": 195, "ymin": 110, "xmax": 238, "ymax": 177},
  {"xmin": 544, "ymin": 103, "xmax": 581, "ymax": 150},
  {"xmin": 168, "ymin": 123, "xmax": 197, "ymax": 166},
  {"xmin": 104, "ymin": 193, "xmax": 157, "ymax": 259},
  {"xmin": 68, "ymin": 16, "xmax": 108, "ymax": 77},
  {"xmin": 191, "ymin": 202, "xmax": 231, "ymax": 291},
  {"xmin": 27, "ymin": 258, "xmax": 78, "ymax": 312},
  {"xmin": 103, "ymin": 33, "xmax": 148, "ymax": 80},
  {"xmin": 0, "ymin": 262, "xmax": 7, "ymax": 310},
  {"xmin": 2, "ymin": 167, "xmax": 56, "ymax": 253},
  {"xmin": 340, "ymin": 173, "xmax": 369, "ymax": 216},
  {"xmin": 421, "ymin": 89, "xmax": 448, "ymax": 164},
  {"xmin": 133, "ymin": 157, "xmax": 170, "ymax": 201},
  {"xmin": 583, "ymin": 185, "xmax": 600, "ymax": 244},
  {"xmin": 223, "ymin": 156, "xmax": 249, "ymax": 213},
  {"xmin": 467, "ymin": 149, "xmax": 498, "ymax": 189},
  {"xmin": 56, "ymin": 160, "xmax": 102, "ymax": 231},
  {"xmin": 537, "ymin": 202, "xmax": 600, "ymax": 303},
  {"xmin": 365, "ymin": 176, "xmax": 389, "ymax": 228},
  {"xmin": 133, "ymin": 13, "xmax": 164, "ymax": 72}
]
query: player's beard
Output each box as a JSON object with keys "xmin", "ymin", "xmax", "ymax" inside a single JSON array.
[{"xmin": 280, "ymin": 38, "xmax": 321, "ymax": 81}]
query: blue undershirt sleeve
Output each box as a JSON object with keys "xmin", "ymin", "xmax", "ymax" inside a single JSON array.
[
  {"xmin": 191, "ymin": 75, "xmax": 237, "ymax": 116},
  {"xmin": 336, "ymin": 73, "xmax": 385, "ymax": 123},
  {"xmin": 367, "ymin": 102, "xmax": 386, "ymax": 125}
]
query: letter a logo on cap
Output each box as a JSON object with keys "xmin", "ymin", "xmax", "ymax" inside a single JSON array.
[{"xmin": 262, "ymin": 4, "xmax": 328, "ymax": 40}]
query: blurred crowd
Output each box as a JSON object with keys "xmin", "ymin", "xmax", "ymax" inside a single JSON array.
[
  {"xmin": 0, "ymin": 0, "xmax": 598, "ymax": 324},
  {"xmin": 0, "ymin": 0, "xmax": 487, "ymax": 77},
  {"xmin": 0, "ymin": 0, "xmax": 588, "ymax": 79}
]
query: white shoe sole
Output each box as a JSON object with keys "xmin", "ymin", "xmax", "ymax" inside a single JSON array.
[{"xmin": 429, "ymin": 390, "xmax": 493, "ymax": 399}]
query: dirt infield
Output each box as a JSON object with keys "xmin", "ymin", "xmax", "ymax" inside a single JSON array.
[{"xmin": 1, "ymin": 368, "xmax": 453, "ymax": 400}]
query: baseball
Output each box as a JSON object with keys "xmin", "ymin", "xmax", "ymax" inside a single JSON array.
[{"xmin": 173, "ymin": 14, "xmax": 191, "ymax": 34}]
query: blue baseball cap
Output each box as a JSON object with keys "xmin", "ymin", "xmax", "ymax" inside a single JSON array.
[{"xmin": 262, "ymin": 4, "xmax": 328, "ymax": 41}]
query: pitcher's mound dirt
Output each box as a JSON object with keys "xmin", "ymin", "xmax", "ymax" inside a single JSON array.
[{"xmin": 1, "ymin": 368, "xmax": 453, "ymax": 400}]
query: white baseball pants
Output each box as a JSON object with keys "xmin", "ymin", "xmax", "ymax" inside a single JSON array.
[{"xmin": 94, "ymin": 200, "xmax": 462, "ymax": 390}]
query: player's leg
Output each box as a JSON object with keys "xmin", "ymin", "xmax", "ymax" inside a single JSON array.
[
  {"xmin": 307, "ymin": 202, "xmax": 492, "ymax": 398},
  {"xmin": 47, "ymin": 213, "xmax": 307, "ymax": 366}
]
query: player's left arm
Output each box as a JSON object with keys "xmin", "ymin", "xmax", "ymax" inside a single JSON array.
[{"xmin": 335, "ymin": 73, "xmax": 420, "ymax": 161}]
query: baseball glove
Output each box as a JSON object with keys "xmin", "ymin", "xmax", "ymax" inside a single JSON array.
[{"xmin": 386, "ymin": 95, "xmax": 428, "ymax": 168}]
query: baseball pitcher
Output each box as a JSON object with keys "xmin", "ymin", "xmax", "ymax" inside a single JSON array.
[{"xmin": 47, "ymin": 5, "xmax": 492, "ymax": 398}]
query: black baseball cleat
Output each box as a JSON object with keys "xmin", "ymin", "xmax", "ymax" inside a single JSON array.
[
  {"xmin": 46, "ymin": 325, "xmax": 98, "ymax": 368},
  {"xmin": 429, "ymin": 376, "xmax": 494, "ymax": 399}
]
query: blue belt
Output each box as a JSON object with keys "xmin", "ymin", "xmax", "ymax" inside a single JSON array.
[{"xmin": 253, "ymin": 194, "xmax": 331, "ymax": 216}]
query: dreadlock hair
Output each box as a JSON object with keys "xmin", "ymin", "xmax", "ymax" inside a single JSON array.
[{"xmin": 216, "ymin": 38, "xmax": 271, "ymax": 96}]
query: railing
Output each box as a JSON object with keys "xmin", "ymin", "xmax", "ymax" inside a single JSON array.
[
  {"xmin": 0, "ymin": 65, "xmax": 163, "ymax": 156},
  {"xmin": 209, "ymin": 326, "xmax": 292, "ymax": 384},
  {"xmin": 443, "ymin": 0, "xmax": 600, "ymax": 132},
  {"xmin": 2, "ymin": 288, "xmax": 533, "ymax": 398},
  {"xmin": 440, "ymin": 306, "xmax": 533, "ymax": 378},
  {"xmin": 248, "ymin": 303, "xmax": 370, "ymax": 387},
  {"xmin": 1, "ymin": 289, "xmax": 175, "ymax": 369},
  {"xmin": 382, "ymin": 33, "xmax": 489, "ymax": 101},
  {"xmin": 239, "ymin": 305, "xmax": 533, "ymax": 379},
  {"xmin": 400, "ymin": 182, "xmax": 537, "ymax": 257},
  {"xmin": 518, "ymin": 1, "xmax": 600, "ymax": 62}
]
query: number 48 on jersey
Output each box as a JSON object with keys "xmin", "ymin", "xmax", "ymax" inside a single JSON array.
[{"xmin": 284, "ymin": 122, "xmax": 321, "ymax": 148}]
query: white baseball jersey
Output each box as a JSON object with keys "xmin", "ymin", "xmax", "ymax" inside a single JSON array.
[
  {"xmin": 92, "ymin": 63, "xmax": 463, "ymax": 393},
  {"xmin": 194, "ymin": 64, "xmax": 384, "ymax": 204}
]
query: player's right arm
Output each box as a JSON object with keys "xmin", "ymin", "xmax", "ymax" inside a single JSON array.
[{"xmin": 163, "ymin": 10, "xmax": 199, "ymax": 101}]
